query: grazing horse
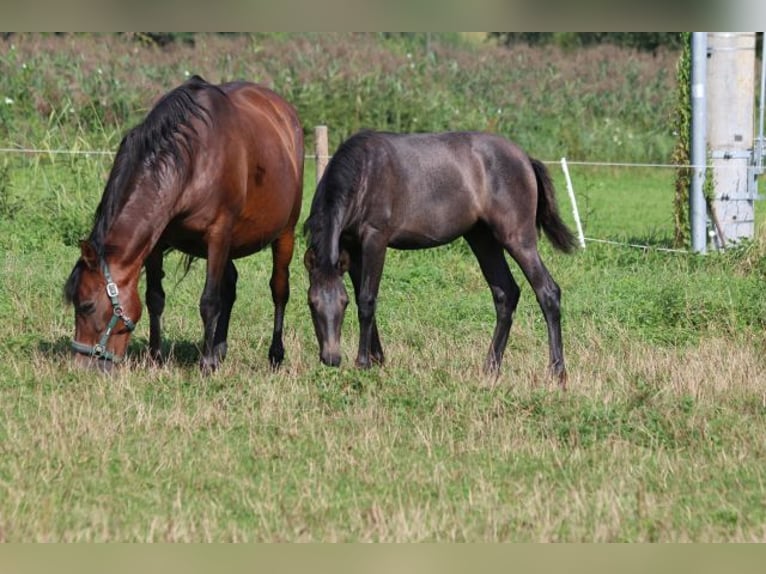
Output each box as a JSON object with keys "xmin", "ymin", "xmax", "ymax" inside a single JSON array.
[
  {"xmin": 64, "ymin": 75, "xmax": 304, "ymax": 373},
  {"xmin": 304, "ymin": 130, "xmax": 576, "ymax": 388}
]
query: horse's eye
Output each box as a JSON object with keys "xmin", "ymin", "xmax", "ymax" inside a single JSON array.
[{"xmin": 76, "ymin": 301, "xmax": 95, "ymax": 316}]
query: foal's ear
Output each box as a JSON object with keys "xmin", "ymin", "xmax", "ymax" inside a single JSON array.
[
  {"xmin": 79, "ymin": 239, "xmax": 99, "ymax": 270},
  {"xmin": 338, "ymin": 250, "xmax": 350, "ymax": 273},
  {"xmin": 303, "ymin": 248, "xmax": 316, "ymax": 271}
]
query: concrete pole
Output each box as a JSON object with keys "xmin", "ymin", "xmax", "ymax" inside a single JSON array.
[
  {"xmin": 707, "ymin": 32, "xmax": 756, "ymax": 247},
  {"xmin": 690, "ymin": 32, "xmax": 708, "ymax": 254}
]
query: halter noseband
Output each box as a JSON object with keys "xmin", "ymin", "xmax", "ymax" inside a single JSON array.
[{"xmin": 71, "ymin": 260, "xmax": 136, "ymax": 363}]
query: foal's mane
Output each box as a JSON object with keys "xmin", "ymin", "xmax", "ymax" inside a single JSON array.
[
  {"xmin": 64, "ymin": 75, "xmax": 219, "ymax": 303},
  {"xmin": 304, "ymin": 130, "xmax": 379, "ymax": 273}
]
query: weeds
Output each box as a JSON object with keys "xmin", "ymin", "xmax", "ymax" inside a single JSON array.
[{"xmin": 1, "ymin": 33, "xmax": 679, "ymax": 162}]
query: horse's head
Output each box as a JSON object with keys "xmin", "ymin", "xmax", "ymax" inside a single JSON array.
[
  {"xmin": 304, "ymin": 248, "xmax": 350, "ymax": 367},
  {"xmin": 63, "ymin": 240, "xmax": 142, "ymax": 372}
]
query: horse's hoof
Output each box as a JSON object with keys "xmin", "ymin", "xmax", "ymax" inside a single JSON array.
[
  {"xmin": 149, "ymin": 349, "xmax": 164, "ymax": 365},
  {"xmin": 268, "ymin": 343, "xmax": 284, "ymax": 369},
  {"xmin": 269, "ymin": 355, "xmax": 284, "ymax": 370}
]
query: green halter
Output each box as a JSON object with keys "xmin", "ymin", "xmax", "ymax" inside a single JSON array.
[{"xmin": 71, "ymin": 260, "xmax": 136, "ymax": 363}]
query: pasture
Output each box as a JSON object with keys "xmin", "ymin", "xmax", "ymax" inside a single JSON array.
[{"xmin": 1, "ymin": 33, "xmax": 765, "ymax": 542}]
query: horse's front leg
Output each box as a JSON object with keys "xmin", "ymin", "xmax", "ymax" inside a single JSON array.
[
  {"xmin": 355, "ymin": 234, "xmax": 387, "ymax": 369},
  {"xmin": 268, "ymin": 230, "xmax": 295, "ymax": 369},
  {"xmin": 199, "ymin": 231, "xmax": 232, "ymax": 374},
  {"xmin": 144, "ymin": 246, "xmax": 166, "ymax": 363},
  {"xmin": 348, "ymin": 247, "xmax": 384, "ymax": 366},
  {"xmin": 211, "ymin": 259, "xmax": 238, "ymax": 364}
]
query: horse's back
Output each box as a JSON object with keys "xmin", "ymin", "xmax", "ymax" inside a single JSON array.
[
  {"xmin": 333, "ymin": 131, "xmax": 535, "ymax": 248},
  {"xmin": 166, "ymin": 79, "xmax": 304, "ymax": 258},
  {"xmin": 222, "ymin": 82, "xmax": 304, "ymax": 254},
  {"xmin": 218, "ymin": 82, "xmax": 303, "ymax": 177}
]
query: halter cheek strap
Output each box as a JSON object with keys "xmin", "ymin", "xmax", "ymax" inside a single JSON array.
[{"xmin": 71, "ymin": 260, "xmax": 136, "ymax": 363}]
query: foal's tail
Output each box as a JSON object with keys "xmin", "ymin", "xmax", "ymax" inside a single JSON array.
[{"xmin": 531, "ymin": 157, "xmax": 578, "ymax": 253}]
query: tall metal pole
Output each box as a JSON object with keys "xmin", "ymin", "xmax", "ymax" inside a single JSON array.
[{"xmin": 690, "ymin": 32, "xmax": 708, "ymax": 254}]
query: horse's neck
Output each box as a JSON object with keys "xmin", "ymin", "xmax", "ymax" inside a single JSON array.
[{"xmin": 104, "ymin": 197, "xmax": 173, "ymax": 279}]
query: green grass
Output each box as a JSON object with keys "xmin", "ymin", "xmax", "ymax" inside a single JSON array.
[
  {"xmin": 1, "ymin": 33, "xmax": 765, "ymax": 542},
  {"xmin": 1, "ymin": 153, "xmax": 765, "ymax": 541}
]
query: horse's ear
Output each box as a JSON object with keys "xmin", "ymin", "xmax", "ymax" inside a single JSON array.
[
  {"xmin": 338, "ymin": 249, "xmax": 350, "ymax": 274},
  {"xmin": 303, "ymin": 248, "xmax": 315, "ymax": 271},
  {"xmin": 79, "ymin": 239, "xmax": 98, "ymax": 270}
]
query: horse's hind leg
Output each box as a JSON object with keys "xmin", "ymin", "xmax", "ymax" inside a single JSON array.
[
  {"xmin": 268, "ymin": 230, "xmax": 295, "ymax": 368},
  {"xmin": 464, "ymin": 225, "xmax": 520, "ymax": 375},
  {"xmin": 505, "ymin": 242, "xmax": 567, "ymax": 389},
  {"xmin": 348, "ymin": 246, "xmax": 384, "ymax": 365},
  {"xmin": 212, "ymin": 259, "xmax": 238, "ymax": 363},
  {"xmin": 144, "ymin": 246, "xmax": 165, "ymax": 363}
]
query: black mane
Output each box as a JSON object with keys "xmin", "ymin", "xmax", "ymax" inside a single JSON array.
[
  {"xmin": 304, "ymin": 130, "xmax": 380, "ymax": 273},
  {"xmin": 89, "ymin": 74, "xmax": 218, "ymax": 255},
  {"xmin": 65, "ymin": 75, "xmax": 219, "ymax": 303}
]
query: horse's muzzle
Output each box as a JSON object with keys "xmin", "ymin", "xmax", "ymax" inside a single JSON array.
[
  {"xmin": 320, "ymin": 351, "xmax": 341, "ymax": 367},
  {"xmin": 71, "ymin": 351, "xmax": 117, "ymax": 374}
]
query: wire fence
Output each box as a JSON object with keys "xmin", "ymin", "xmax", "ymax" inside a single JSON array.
[
  {"xmin": 0, "ymin": 146, "xmax": 728, "ymax": 170},
  {"xmin": 0, "ymin": 142, "xmax": 747, "ymax": 256}
]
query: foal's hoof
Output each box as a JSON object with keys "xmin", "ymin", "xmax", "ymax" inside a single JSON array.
[
  {"xmin": 548, "ymin": 366, "xmax": 568, "ymax": 391},
  {"xmin": 355, "ymin": 357, "xmax": 373, "ymax": 369},
  {"xmin": 199, "ymin": 356, "xmax": 220, "ymax": 375},
  {"xmin": 482, "ymin": 363, "xmax": 501, "ymax": 379}
]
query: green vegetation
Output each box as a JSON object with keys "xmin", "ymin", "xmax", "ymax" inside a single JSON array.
[
  {"xmin": 0, "ymin": 33, "xmax": 765, "ymax": 542},
  {"xmin": 1, "ymin": 32, "xmax": 679, "ymax": 162}
]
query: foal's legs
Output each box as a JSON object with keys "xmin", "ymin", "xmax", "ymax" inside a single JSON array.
[
  {"xmin": 464, "ymin": 225, "xmax": 521, "ymax": 375},
  {"xmin": 354, "ymin": 233, "xmax": 388, "ymax": 369},
  {"xmin": 144, "ymin": 246, "xmax": 166, "ymax": 362},
  {"xmin": 267, "ymin": 230, "xmax": 295, "ymax": 368},
  {"xmin": 211, "ymin": 259, "xmax": 238, "ymax": 363},
  {"xmin": 348, "ymin": 246, "xmax": 384, "ymax": 365},
  {"xmin": 505, "ymin": 242, "xmax": 567, "ymax": 388}
]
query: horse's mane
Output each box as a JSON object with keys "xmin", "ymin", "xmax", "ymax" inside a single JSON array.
[
  {"xmin": 304, "ymin": 130, "xmax": 379, "ymax": 273},
  {"xmin": 89, "ymin": 74, "xmax": 219, "ymax": 255},
  {"xmin": 65, "ymin": 75, "xmax": 219, "ymax": 303}
]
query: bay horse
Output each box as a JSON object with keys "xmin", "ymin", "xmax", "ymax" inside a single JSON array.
[
  {"xmin": 64, "ymin": 75, "xmax": 304, "ymax": 373},
  {"xmin": 304, "ymin": 130, "xmax": 577, "ymax": 388}
]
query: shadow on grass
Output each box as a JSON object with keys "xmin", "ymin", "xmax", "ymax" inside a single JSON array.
[{"xmin": 37, "ymin": 336, "xmax": 202, "ymax": 368}]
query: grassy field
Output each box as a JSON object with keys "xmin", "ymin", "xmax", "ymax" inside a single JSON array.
[{"xmin": 1, "ymin": 34, "xmax": 765, "ymax": 542}]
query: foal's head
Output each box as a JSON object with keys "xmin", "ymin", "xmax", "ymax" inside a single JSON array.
[
  {"xmin": 64, "ymin": 241, "xmax": 142, "ymax": 372},
  {"xmin": 304, "ymin": 248, "xmax": 350, "ymax": 367}
]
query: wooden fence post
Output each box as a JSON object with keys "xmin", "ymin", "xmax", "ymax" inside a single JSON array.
[{"xmin": 314, "ymin": 125, "xmax": 328, "ymax": 186}]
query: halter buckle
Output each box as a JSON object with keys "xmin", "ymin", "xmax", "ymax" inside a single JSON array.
[{"xmin": 106, "ymin": 281, "xmax": 119, "ymax": 298}]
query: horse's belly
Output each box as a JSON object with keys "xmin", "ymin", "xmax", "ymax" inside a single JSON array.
[
  {"xmin": 387, "ymin": 205, "xmax": 476, "ymax": 249},
  {"xmin": 164, "ymin": 207, "xmax": 291, "ymax": 259}
]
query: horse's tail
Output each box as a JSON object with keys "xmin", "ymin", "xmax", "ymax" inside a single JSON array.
[{"xmin": 530, "ymin": 157, "xmax": 578, "ymax": 253}]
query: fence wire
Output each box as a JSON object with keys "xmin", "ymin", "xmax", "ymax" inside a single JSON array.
[{"xmin": 1, "ymin": 144, "xmax": 739, "ymax": 255}]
